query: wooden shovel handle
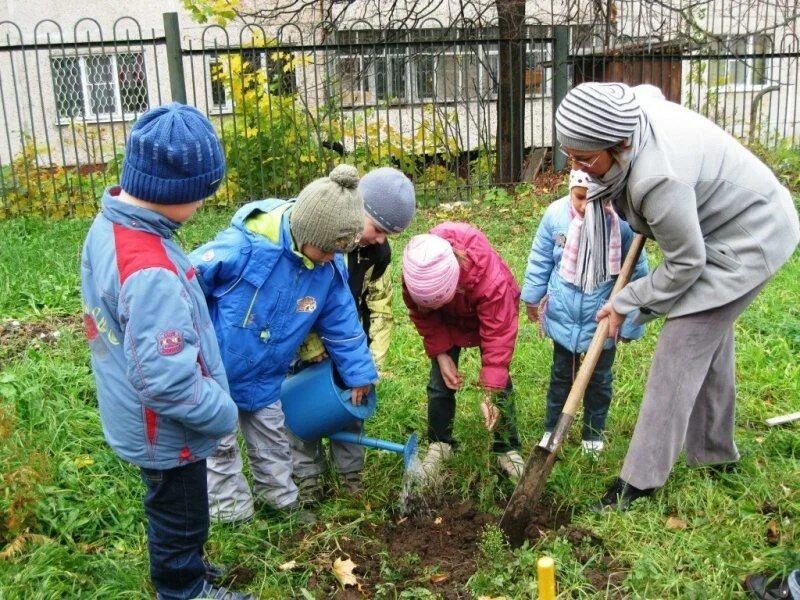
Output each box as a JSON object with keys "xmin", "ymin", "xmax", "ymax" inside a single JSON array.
[{"xmin": 559, "ymin": 233, "xmax": 646, "ymax": 419}]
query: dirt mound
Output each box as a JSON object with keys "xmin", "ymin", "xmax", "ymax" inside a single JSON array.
[
  {"xmin": 0, "ymin": 315, "xmax": 78, "ymax": 366},
  {"xmin": 327, "ymin": 496, "xmax": 571, "ymax": 599}
]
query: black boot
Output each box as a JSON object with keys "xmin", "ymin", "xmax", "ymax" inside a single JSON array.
[
  {"xmin": 591, "ymin": 477, "xmax": 655, "ymax": 512},
  {"xmin": 743, "ymin": 573, "xmax": 793, "ymax": 599}
]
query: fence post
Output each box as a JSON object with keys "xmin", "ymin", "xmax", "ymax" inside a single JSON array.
[
  {"xmin": 163, "ymin": 12, "xmax": 187, "ymax": 104},
  {"xmin": 551, "ymin": 25, "xmax": 569, "ymax": 171}
]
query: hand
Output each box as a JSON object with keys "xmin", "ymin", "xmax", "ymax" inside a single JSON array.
[
  {"xmin": 308, "ymin": 350, "xmax": 328, "ymax": 363},
  {"xmin": 596, "ymin": 301, "xmax": 625, "ymax": 340},
  {"xmin": 436, "ymin": 353, "xmax": 464, "ymax": 391},
  {"xmin": 481, "ymin": 393, "xmax": 500, "ymax": 431},
  {"xmin": 350, "ymin": 384, "xmax": 372, "ymax": 406},
  {"xmin": 525, "ymin": 303, "xmax": 539, "ymax": 323}
]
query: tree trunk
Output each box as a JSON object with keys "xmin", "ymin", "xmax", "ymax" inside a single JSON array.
[{"xmin": 494, "ymin": 0, "xmax": 526, "ymax": 185}]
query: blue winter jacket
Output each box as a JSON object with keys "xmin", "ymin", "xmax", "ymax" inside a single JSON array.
[
  {"xmin": 80, "ymin": 189, "xmax": 238, "ymax": 470},
  {"xmin": 521, "ymin": 196, "xmax": 649, "ymax": 353},
  {"xmin": 190, "ymin": 199, "xmax": 377, "ymax": 412}
]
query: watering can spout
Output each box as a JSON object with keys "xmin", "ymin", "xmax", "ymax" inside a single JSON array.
[{"xmin": 330, "ymin": 431, "xmax": 419, "ymax": 469}]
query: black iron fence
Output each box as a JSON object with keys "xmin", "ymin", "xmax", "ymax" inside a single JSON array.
[{"xmin": 1, "ymin": 1, "xmax": 799, "ymax": 218}]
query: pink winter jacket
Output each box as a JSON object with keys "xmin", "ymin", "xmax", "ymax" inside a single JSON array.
[{"xmin": 402, "ymin": 222, "xmax": 521, "ymax": 390}]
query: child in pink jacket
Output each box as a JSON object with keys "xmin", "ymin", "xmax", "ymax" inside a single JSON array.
[{"xmin": 401, "ymin": 222, "xmax": 523, "ymax": 484}]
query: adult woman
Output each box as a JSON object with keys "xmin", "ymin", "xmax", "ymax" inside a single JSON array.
[{"xmin": 554, "ymin": 82, "xmax": 799, "ymax": 510}]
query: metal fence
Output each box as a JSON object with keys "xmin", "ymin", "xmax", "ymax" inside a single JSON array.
[{"xmin": 1, "ymin": 0, "xmax": 799, "ymax": 218}]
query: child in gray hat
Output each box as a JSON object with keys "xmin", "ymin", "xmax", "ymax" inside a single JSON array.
[
  {"xmin": 292, "ymin": 166, "xmax": 416, "ymax": 502},
  {"xmin": 190, "ymin": 165, "xmax": 378, "ymax": 523}
]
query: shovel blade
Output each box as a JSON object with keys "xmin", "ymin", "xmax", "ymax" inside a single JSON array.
[{"xmin": 499, "ymin": 445, "xmax": 559, "ymax": 547}]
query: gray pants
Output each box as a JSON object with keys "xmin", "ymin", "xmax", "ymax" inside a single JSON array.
[
  {"xmin": 621, "ymin": 283, "xmax": 765, "ymax": 490},
  {"xmin": 207, "ymin": 401, "xmax": 298, "ymax": 522},
  {"xmin": 290, "ymin": 419, "xmax": 365, "ymax": 479}
]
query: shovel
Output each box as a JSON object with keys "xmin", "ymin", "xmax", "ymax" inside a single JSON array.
[{"xmin": 499, "ymin": 233, "xmax": 646, "ymax": 547}]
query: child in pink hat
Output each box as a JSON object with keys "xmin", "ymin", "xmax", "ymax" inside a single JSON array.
[{"xmin": 401, "ymin": 222, "xmax": 523, "ymax": 484}]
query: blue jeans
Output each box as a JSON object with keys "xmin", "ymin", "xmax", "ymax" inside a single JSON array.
[
  {"xmin": 544, "ymin": 342, "xmax": 616, "ymax": 441},
  {"xmin": 427, "ymin": 346, "xmax": 520, "ymax": 453},
  {"xmin": 140, "ymin": 459, "xmax": 209, "ymax": 600}
]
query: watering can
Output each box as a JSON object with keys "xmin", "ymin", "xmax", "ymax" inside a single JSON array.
[{"xmin": 280, "ymin": 359, "xmax": 418, "ymax": 469}]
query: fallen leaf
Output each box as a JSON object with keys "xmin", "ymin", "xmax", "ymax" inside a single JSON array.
[
  {"xmin": 74, "ymin": 455, "xmax": 94, "ymax": 469},
  {"xmin": 279, "ymin": 560, "xmax": 297, "ymax": 571},
  {"xmin": 755, "ymin": 436, "xmax": 765, "ymax": 444},
  {"xmin": 396, "ymin": 517, "xmax": 408, "ymax": 525},
  {"xmin": 332, "ymin": 557, "xmax": 358, "ymax": 588},
  {"xmin": 767, "ymin": 520, "xmax": 781, "ymax": 544},
  {"xmin": 665, "ymin": 516, "xmax": 688, "ymax": 530},
  {"xmin": 430, "ymin": 573, "xmax": 449, "ymax": 584},
  {"xmin": 0, "ymin": 532, "xmax": 53, "ymax": 560},
  {"xmin": 477, "ymin": 596, "xmax": 508, "ymax": 600},
  {"xmin": 434, "ymin": 516, "xmax": 443, "ymax": 525}
]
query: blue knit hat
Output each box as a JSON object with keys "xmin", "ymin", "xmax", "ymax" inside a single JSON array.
[
  {"xmin": 359, "ymin": 167, "xmax": 416, "ymax": 233},
  {"xmin": 120, "ymin": 102, "xmax": 225, "ymax": 204}
]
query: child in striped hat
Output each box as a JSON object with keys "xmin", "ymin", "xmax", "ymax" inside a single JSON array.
[{"xmin": 521, "ymin": 169, "xmax": 649, "ymax": 455}]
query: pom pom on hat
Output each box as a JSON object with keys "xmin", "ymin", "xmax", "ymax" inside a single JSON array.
[
  {"xmin": 120, "ymin": 102, "xmax": 225, "ymax": 205},
  {"xmin": 555, "ymin": 82, "xmax": 641, "ymax": 151},
  {"xmin": 402, "ymin": 234, "xmax": 460, "ymax": 309},
  {"xmin": 359, "ymin": 167, "xmax": 416, "ymax": 233},
  {"xmin": 290, "ymin": 164, "xmax": 364, "ymax": 253}
]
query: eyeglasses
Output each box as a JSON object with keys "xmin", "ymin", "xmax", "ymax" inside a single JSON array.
[{"xmin": 560, "ymin": 146, "xmax": 602, "ymax": 169}]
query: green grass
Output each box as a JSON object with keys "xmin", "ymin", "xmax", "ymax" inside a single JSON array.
[{"xmin": 0, "ymin": 192, "xmax": 798, "ymax": 599}]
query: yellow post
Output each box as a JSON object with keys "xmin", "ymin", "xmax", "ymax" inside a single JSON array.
[{"xmin": 537, "ymin": 556, "xmax": 556, "ymax": 600}]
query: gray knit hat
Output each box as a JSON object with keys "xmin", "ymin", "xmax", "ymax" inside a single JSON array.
[
  {"xmin": 291, "ymin": 164, "xmax": 363, "ymax": 253},
  {"xmin": 359, "ymin": 167, "xmax": 416, "ymax": 233},
  {"xmin": 555, "ymin": 82, "xmax": 641, "ymax": 151}
]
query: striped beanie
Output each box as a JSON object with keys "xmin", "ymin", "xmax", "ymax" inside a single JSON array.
[
  {"xmin": 555, "ymin": 82, "xmax": 641, "ymax": 151},
  {"xmin": 402, "ymin": 234, "xmax": 460, "ymax": 309}
]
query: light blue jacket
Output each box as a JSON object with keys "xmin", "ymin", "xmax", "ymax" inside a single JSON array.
[
  {"xmin": 190, "ymin": 199, "xmax": 377, "ymax": 413},
  {"xmin": 521, "ymin": 196, "xmax": 649, "ymax": 353},
  {"xmin": 80, "ymin": 189, "xmax": 238, "ymax": 470}
]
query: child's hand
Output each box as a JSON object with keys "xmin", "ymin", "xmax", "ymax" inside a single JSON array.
[
  {"xmin": 436, "ymin": 353, "xmax": 463, "ymax": 390},
  {"xmin": 350, "ymin": 384, "xmax": 372, "ymax": 406},
  {"xmin": 525, "ymin": 302, "xmax": 540, "ymax": 323},
  {"xmin": 481, "ymin": 392, "xmax": 500, "ymax": 431}
]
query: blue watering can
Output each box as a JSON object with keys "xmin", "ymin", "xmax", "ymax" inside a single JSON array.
[{"xmin": 280, "ymin": 359, "xmax": 418, "ymax": 469}]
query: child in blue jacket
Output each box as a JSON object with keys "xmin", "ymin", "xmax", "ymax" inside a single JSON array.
[
  {"xmin": 522, "ymin": 170, "xmax": 649, "ymax": 454},
  {"xmin": 190, "ymin": 165, "xmax": 378, "ymax": 523},
  {"xmin": 80, "ymin": 104, "xmax": 251, "ymax": 599}
]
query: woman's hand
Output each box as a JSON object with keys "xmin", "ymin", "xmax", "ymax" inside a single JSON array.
[
  {"xmin": 350, "ymin": 384, "xmax": 372, "ymax": 406},
  {"xmin": 436, "ymin": 353, "xmax": 464, "ymax": 390},
  {"xmin": 596, "ymin": 301, "xmax": 625, "ymax": 340}
]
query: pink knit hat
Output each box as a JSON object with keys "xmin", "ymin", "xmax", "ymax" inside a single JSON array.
[{"xmin": 402, "ymin": 234, "xmax": 460, "ymax": 309}]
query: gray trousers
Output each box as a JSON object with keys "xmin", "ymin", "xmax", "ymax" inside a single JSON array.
[
  {"xmin": 289, "ymin": 419, "xmax": 365, "ymax": 480},
  {"xmin": 207, "ymin": 401, "xmax": 298, "ymax": 522},
  {"xmin": 621, "ymin": 283, "xmax": 765, "ymax": 490}
]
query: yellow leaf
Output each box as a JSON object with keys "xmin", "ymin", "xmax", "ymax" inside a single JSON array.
[
  {"xmin": 477, "ymin": 596, "xmax": 508, "ymax": 600},
  {"xmin": 74, "ymin": 455, "xmax": 94, "ymax": 469},
  {"xmin": 279, "ymin": 560, "xmax": 297, "ymax": 571},
  {"xmin": 434, "ymin": 516, "xmax": 443, "ymax": 525},
  {"xmin": 332, "ymin": 557, "xmax": 358, "ymax": 588},
  {"xmin": 665, "ymin": 516, "xmax": 687, "ymax": 530},
  {"xmin": 430, "ymin": 573, "xmax": 449, "ymax": 584},
  {"xmin": 0, "ymin": 532, "xmax": 53, "ymax": 560}
]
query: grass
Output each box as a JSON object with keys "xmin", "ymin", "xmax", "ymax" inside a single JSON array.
[{"xmin": 0, "ymin": 188, "xmax": 798, "ymax": 599}]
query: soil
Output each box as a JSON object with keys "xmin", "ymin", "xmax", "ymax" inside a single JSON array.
[
  {"xmin": 319, "ymin": 495, "xmax": 608, "ymax": 600},
  {"xmin": 0, "ymin": 315, "xmax": 78, "ymax": 367}
]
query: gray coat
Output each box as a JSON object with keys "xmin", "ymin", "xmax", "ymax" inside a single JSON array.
[{"xmin": 612, "ymin": 96, "xmax": 800, "ymax": 320}]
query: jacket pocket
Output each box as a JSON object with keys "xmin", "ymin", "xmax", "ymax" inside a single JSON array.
[{"xmin": 705, "ymin": 238, "xmax": 741, "ymax": 272}]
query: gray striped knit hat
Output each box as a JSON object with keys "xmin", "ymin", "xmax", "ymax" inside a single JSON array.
[{"xmin": 555, "ymin": 82, "xmax": 641, "ymax": 151}]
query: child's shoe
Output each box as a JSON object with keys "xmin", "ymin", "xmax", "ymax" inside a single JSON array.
[
  {"xmin": 193, "ymin": 582, "xmax": 257, "ymax": 599},
  {"xmin": 340, "ymin": 471, "xmax": 364, "ymax": 495},
  {"xmin": 497, "ymin": 450, "xmax": 525, "ymax": 481},
  {"xmin": 581, "ymin": 439, "xmax": 604, "ymax": 457},
  {"xmin": 296, "ymin": 475, "xmax": 324, "ymax": 507},
  {"xmin": 278, "ymin": 500, "xmax": 317, "ymax": 526},
  {"xmin": 418, "ymin": 442, "xmax": 452, "ymax": 486}
]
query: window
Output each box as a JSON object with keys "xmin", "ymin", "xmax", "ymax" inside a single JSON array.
[
  {"xmin": 708, "ymin": 34, "xmax": 773, "ymax": 89},
  {"xmin": 51, "ymin": 52, "xmax": 148, "ymax": 120}
]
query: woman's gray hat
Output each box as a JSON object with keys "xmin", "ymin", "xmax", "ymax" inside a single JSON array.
[
  {"xmin": 359, "ymin": 167, "xmax": 416, "ymax": 233},
  {"xmin": 555, "ymin": 82, "xmax": 641, "ymax": 151},
  {"xmin": 290, "ymin": 164, "xmax": 363, "ymax": 253}
]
